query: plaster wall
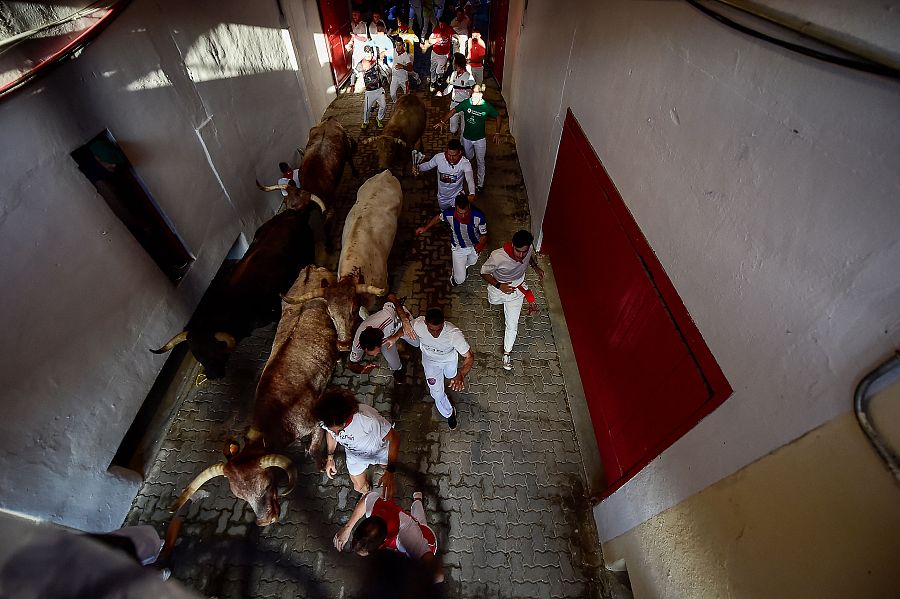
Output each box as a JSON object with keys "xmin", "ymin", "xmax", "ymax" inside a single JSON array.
[
  {"xmin": 0, "ymin": 0, "xmax": 333, "ymax": 530},
  {"xmin": 501, "ymin": 0, "xmax": 900, "ymax": 542},
  {"xmin": 602, "ymin": 380, "xmax": 900, "ymax": 598}
]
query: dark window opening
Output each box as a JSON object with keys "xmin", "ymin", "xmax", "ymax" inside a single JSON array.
[{"xmin": 71, "ymin": 130, "xmax": 194, "ymax": 283}]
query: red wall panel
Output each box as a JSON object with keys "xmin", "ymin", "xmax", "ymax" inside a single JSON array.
[{"xmin": 543, "ymin": 110, "xmax": 731, "ymax": 496}]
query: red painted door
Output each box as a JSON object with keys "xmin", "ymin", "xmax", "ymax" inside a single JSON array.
[
  {"xmin": 489, "ymin": 0, "xmax": 509, "ymax": 85},
  {"xmin": 542, "ymin": 111, "xmax": 732, "ymax": 497},
  {"xmin": 318, "ymin": 0, "xmax": 352, "ymax": 88}
]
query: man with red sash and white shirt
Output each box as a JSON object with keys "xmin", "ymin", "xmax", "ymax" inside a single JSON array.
[
  {"xmin": 480, "ymin": 230, "xmax": 544, "ymax": 371},
  {"xmin": 411, "ymin": 307, "xmax": 473, "ymax": 429},
  {"xmin": 334, "ymin": 490, "xmax": 444, "ymax": 583},
  {"xmin": 313, "ymin": 388, "xmax": 400, "ymax": 499}
]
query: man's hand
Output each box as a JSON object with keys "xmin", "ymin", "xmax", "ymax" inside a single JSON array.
[
  {"xmin": 527, "ymin": 303, "xmax": 540, "ymax": 316},
  {"xmin": 492, "ymin": 132, "xmax": 502, "ymax": 144},
  {"xmin": 448, "ymin": 375, "xmax": 466, "ymax": 391},
  {"xmin": 433, "ymin": 121, "xmax": 445, "ymax": 131},
  {"xmin": 361, "ymin": 363, "xmax": 379, "ymax": 373},
  {"xmin": 498, "ymin": 282, "xmax": 516, "ymax": 294},
  {"xmin": 415, "ymin": 226, "xmax": 428, "ymax": 236},
  {"xmin": 325, "ymin": 455, "xmax": 338, "ymax": 479},
  {"xmin": 334, "ymin": 525, "xmax": 352, "ymax": 551},
  {"xmin": 380, "ymin": 471, "xmax": 396, "ymax": 501},
  {"xmin": 402, "ymin": 320, "xmax": 417, "ymax": 341}
]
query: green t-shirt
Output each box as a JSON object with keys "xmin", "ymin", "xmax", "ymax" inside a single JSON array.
[{"xmin": 454, "ymin": 99, "xmax": 500, "ymax": 141}]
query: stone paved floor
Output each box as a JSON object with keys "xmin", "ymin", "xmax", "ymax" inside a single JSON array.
[{"xmin": 125, "ymin": 63, "xmax": 608, "ymax": 599}]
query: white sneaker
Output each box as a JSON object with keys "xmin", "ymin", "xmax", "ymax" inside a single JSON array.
[{"xmin": 502, "ymin": 353, "xmax": 512, "ymax": 370}]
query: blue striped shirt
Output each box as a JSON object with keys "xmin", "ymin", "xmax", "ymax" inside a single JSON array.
[{"xmin": 440, "ymin": 207, "xmax": 487, "ymax": 249}]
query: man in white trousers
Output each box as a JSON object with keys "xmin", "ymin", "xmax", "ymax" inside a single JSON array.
[
  {"xmin": 356, "ymin": 46, "xmax": 386, "ymax": 129},
  {"xmin": 390, "ymin": 38, "xmax": 414, "ymax": 102},
  {"xmin": 480, "ymin": 230, "xmax": 544, "ymax": 371},
  {"xmin": 415, "ymin": 138, "xmax": 476, "ymax": 210},
  {"xmin": 411, "ymin": 307, "xmax": 473, "ymax": 430},
  {"xmin": 415, "ymin": 194, "xmax": 488, "ymax": 287}
]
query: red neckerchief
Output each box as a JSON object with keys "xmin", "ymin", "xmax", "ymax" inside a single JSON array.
[{"xmin": 503, "ymin": 242, "xmax": 526, "ymax": 262}]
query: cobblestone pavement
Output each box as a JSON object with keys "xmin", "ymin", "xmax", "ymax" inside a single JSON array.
[{"xmin": 126, "ymin": 58, "xmax": 608, "ymax": 598}]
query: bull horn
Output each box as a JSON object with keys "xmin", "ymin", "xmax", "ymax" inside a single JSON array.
[
  {"xmin": 150, "ymin": 331, "xmax": 188, "ymax": 354},
  {"xmin": 172, "ymin": 463, "xmax": 225, "ymax": 512},
  {"xmin": 389, "ymin": 137, "xmax": 408, "ymax": 148},
  {"xmin": 282, "ymin": 288, "xmax": 326, "ymax": 305},
  {"xmin": 257, "ymin": 179, "xmax": 288, "ymax": 192},
  {"xmin": 355, "ymin": 284, "xmax": 385, "ymax": 296},
  {"xmin": 360, "ymin": 136, "xmax": 378, "ymax": 146},
  {"xmin": 258, "ymin": 454, "xmax": 297, "ymax": 497},
  {"xmin": 213, "ymin": 332, "xmax": 236, "ymax": 350},
  {"xmin": 309, "ymin": 194, "xmax": 326, "ymax": 213}
]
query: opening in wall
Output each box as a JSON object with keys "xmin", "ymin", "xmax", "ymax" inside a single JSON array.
[{"xmin": 71, "ymin": 130, "xmax": 194, "ymax": 283}]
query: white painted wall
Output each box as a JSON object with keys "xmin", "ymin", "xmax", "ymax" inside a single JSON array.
[
  {"xmin": 0, "ymin": 0, "xmax": 334, "ymax": 530},
  {"xmin": 501, "ymin": 0, "xmax": 900, "ymax": 541}
]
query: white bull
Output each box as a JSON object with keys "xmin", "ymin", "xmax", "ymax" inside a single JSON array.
[{"xmin": 283, "ymin": 170, "xmax": 403, "ymax": 351}]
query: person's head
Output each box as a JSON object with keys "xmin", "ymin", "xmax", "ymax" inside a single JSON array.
[
  {"xmin": 394, "ymin": 38, "xmax": 406, "ymax": 53},
  {"xmin": 351, "ymin": 516, "xmax": 388, "ymax": 556},
  {"xmin": 312, "ymin": 388, "xmax": 359, "ymax": 432},
  {"xmin": 372, "ymin": 10, "xmax": 383, "ymax": 22},
  {"xmin": 364, "ymin": 45, "xmax": 374, "ymax": 58},
  {"xmin": 278, "ymin": 162, "xmax": 291, "ymax": 176},
  {"xmin": 453, "ymin": 52, "xmax": 466, "ymax": 71},
  {"xmin": 424, "ymin": 307, "xmax": 445, "ymax": 337},
  {"xmin": 398, "ymin": 16, "xmax": 408, "ymax": 28},
  {"xmin": 454, "ymin": 194, "xmax": 470, "ymax": 217},
  {"xmin": 471, "ymin": 83, "xmax": 484, "ymax": 103},
  {"xmin": 456, "ymin": 8, "xmax": 465, "ymax": 19},
  {"xmin": 359, "ymin": 326, "xmax": 385, "ymax": 356},
  {"xmin": 351, "ymin": 9, "xmax": 361, "ymax": 23},
  {"xmin": 445, "ymin": 138, "xmax": 463, "ymax": 165},
  {"xmin": 471, "ymin": 28, "xmax": 481, "ymax": 41},
  {"xmin": 376, "ymin": 23, "xmax": 386, "ymax": 34},
  {"xmin": 511, "ymin": 230, "xmax": 534, "ymax": 260}
]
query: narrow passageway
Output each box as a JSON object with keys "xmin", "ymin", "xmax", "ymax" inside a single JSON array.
[{"xmin": 125, "ymin": 76, "xmax": 607, "ymax": 598}]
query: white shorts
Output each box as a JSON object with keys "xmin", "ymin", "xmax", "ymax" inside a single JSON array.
[{"xmin": 345, "ymin": 444, "xmax": 390, "ymax": 476}]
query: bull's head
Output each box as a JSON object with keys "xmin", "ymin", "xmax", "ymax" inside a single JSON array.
[
  {"xmin": 151, "ymin": 330, "xmax": 236, "ymax": 381},
  {"xmin": 173, "ymin": 443, "xmax": 295, "ymax": 526},
  {"xmin": 361, "ymin": 135, "xmax": 408, "ymax": 172},
  {"xmin": 256, "ymin": 180, "xmax": 326, "ymax": 213},
  {"xmin": 282, "ymin": 273, "xmax": 383, "ymax": 351}
]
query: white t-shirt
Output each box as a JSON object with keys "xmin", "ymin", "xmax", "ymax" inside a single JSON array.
[
  {"xmin": 349, "ymin": 301, "xmax": 410, "ymax": 363},
  {"xmin": 324, "ymin": 404, "xmax": 392, "ymax": 461},
  {"xmin": 448, "ymin": 69, "xmax": 474, "ymax": 103},
  {"xmin": 418, "ymin": 152, "xmax": 475, "ymax": 208},
  {"xmin": 412, "ymin": 317, "xmax": 470, "ymax": 364},
  {"xmin": 392, "ymin": 51, "xmax": 413, "ymax": 83},
  {"xmin": 277, "ymin": 168, "xmax": 300, "ymax": 197},
  {"xmin": 481, "ymin": 245, "xmax": 534, "ymax": 286},
  {"xmin": 363, "ymin": 492, "xmax": 432, "ymax": 558}
]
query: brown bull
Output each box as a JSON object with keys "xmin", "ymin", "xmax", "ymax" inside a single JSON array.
[
  {"xmin": 283, "ymin": 170, "xmax": 402, "ymax": 351},
  {"xmin": 360, "ymin": 94, "xmax": 426, "ymax": 173},
  {"xmin": 172, "ymin": 266, "xmax": 339, "ymax": 525},
  {"xmin": 257, "ymin": 117, "xmax": 358, "ymax": 212}
]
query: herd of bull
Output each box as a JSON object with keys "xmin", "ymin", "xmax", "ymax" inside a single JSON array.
[{"xmin": 150, "ymin": 94, "xmax": 429, "ymax": 527}]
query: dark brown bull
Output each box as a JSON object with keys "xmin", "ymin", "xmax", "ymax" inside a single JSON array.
[
  {"xmin": 172, "ymin": 266, "xmax": 339, "ymax": 525},
  {"xmin": 151, "ymin": 206, "xmax": 315, "ymax": 380},
  {"xmin": 361, "ymin": 94, "xmax": 426, "ymax": 172}
]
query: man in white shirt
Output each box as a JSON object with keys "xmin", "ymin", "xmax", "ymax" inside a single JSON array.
[
  {"xmin": 347, "ymin": 10, "xmax": 370, "ymax": 92},
  {"xmin": 443, "ymin": 53, "xmax": 475, "ymax": 137},
  {"xmin": 480, "ymin": 230, "xmax": 545, "ymax": 371},
  {"xmin": 367, "ymin": 10, "xmax": 388, "ymax": 39},
  {"xmin": 347, "ymin": 294, "xmax": 419, "ymax": 383},
  {"xmin": 411, "ymin": 307, "xmax": 473, "ymax": 429},
  {"xmin": 314, "ymin": 388, "xmax": 400, "ymax": 499},
  {"xmin": 276, "ymin": 161, "xmax": 300, "ymax": 198},
  {"xmin": 390, "ymin": 38, "xmax": 414, "ymax": 102},
  {"xmin": 415, "ymin": 138, "xmax": 476, "ymax": 210}
]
